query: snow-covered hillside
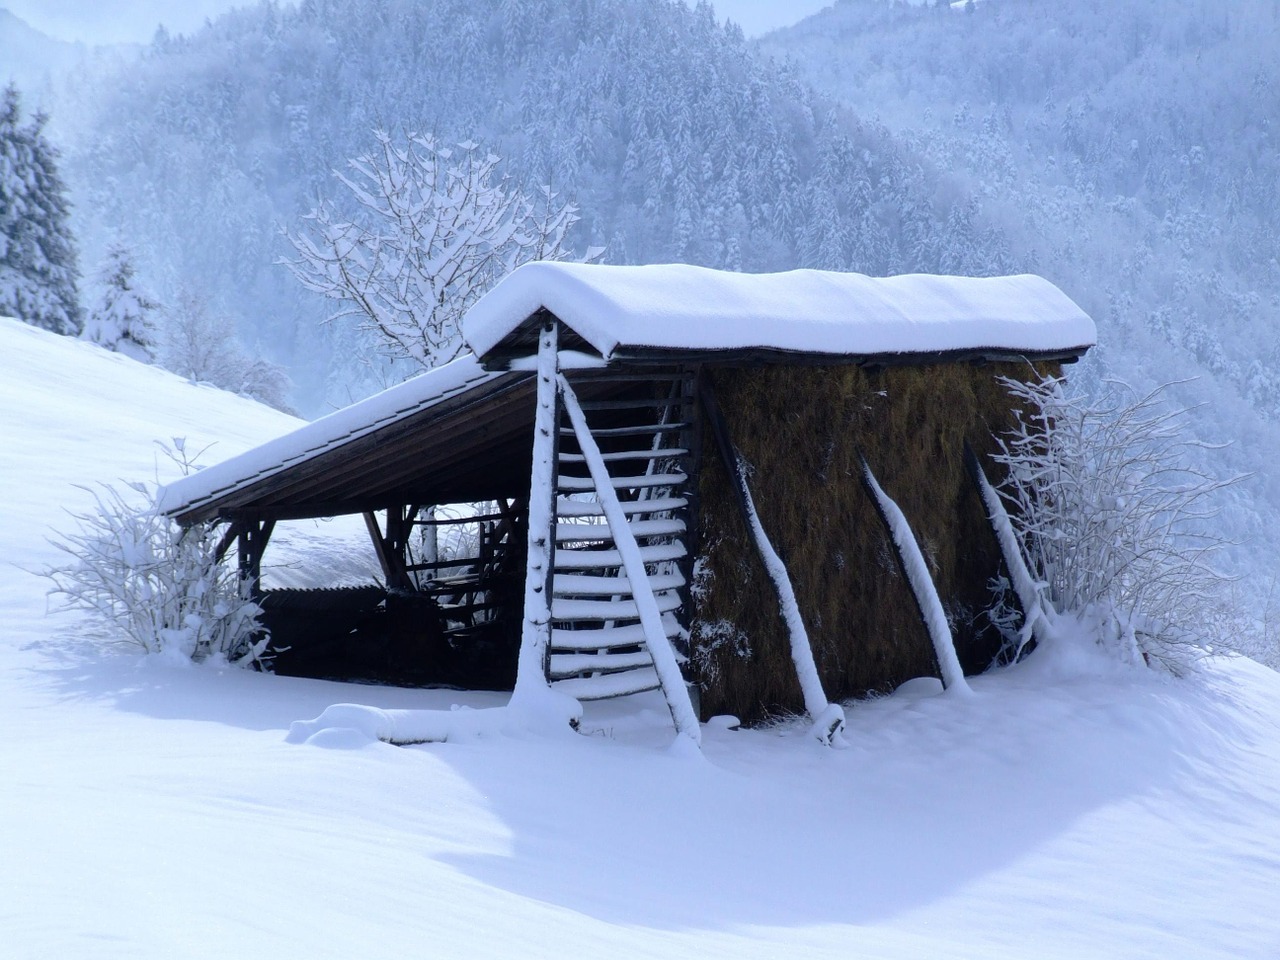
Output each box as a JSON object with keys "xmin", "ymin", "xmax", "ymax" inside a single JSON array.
[{"xmin": 2, "ymin": 317, "xmax": 1280, "ymax": 958}]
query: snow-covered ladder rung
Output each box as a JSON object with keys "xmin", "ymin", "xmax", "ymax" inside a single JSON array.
[
  {"xmin": 551, "ymin": 667, "xmax": 662, "ymax": 701},
  {"xmin": 556, "ymin": 496, "xmax": 687, "ymax": 517},
  {"xmin": 555, "ymin": 518, "xmax": 686, "ymax": 542},
  {"xmin": 558, "ymin": 472, "xmax": 687, "ymax": 492},
  {"xmin": 553, "ymin": 571, "xmax": 685, "ymax": 597},
  {"xmin": 554, "ymin": 541, "xmax": 687, "ymax": 570},
  {"xmin": 548, "ymin": 649, "xmax": 656, "ymax": 679},
  {"xmin": 559, "ymin": 422, "xmax": 687, "ymax": 438},
  {"xmin": 559, "ymin": 447, "xmax": 689, "ymax": 464},
  {"xmin": 551, "ymin": 590, "xmax": 684, "ymax": 622},
  {"xmin": 550, "ymin": 615, "xmax": 684, "ymax": 650}
]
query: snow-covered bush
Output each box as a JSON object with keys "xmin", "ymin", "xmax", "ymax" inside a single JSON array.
[
  {"xmin": 47, "ymin": 476, "xmax": 267, "ymax": 664},
  {"xmin": 992, "ymin": 374, "xmax": 1240, "ymax": 671}
]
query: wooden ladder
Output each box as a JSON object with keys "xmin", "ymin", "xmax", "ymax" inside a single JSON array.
[{"xmin": 547, "ymin": 370, "xmax": 698, "ymax": 702}]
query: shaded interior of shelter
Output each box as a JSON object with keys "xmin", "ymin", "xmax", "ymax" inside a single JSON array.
[{"xmin": 248, "ymin": 368, "xmax": 696, "ymax": 691}]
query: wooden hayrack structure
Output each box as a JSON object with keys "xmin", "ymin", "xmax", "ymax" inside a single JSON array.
[{"xmin": 159, "ymin": 264, "xmax": 1094, "ymax": 739}]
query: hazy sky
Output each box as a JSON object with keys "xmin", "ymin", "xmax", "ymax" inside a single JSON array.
[{"xmin": 3, "ymin": 0, "xmax": 836, "ymax": 46}]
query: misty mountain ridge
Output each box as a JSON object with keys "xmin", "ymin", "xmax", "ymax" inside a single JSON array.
[{"xmin": 0, "ymin": 8, "xmax": 83, "ymax": 93}]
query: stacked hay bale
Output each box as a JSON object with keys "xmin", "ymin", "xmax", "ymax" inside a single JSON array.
[{"xmin": 691, "ymin": 360, "xmax": 1058, "ymax": 722}]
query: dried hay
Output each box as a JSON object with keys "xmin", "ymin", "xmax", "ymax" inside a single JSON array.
[{"xmin": 691, "ymin": 360, "xmax": 1059, "ymax": 723}]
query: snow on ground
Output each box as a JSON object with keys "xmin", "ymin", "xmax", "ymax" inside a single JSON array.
[{"xmin": 2, "ymin": 316, "xmax": 1280, "ymax": 958}]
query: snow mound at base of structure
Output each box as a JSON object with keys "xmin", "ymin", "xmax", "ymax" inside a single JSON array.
[
  {"xmin": 288, "ymin": 691, "xmax": 585, "ymax": 746},
  {"xmin": 287, "ymin": 703, "xmax": 512, "ymax": 746}
]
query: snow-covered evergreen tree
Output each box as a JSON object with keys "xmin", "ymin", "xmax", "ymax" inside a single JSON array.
[
  {"xmin": 83, "ymin": 241, "xmax": 160, "ymax": 361},
  {"xmin": 0, "ymin": 83, "xmax": 81, "ymax": 335}
]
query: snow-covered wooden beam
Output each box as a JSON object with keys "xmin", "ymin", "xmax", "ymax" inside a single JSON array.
[
  {"xmin": 963, "ymin": 441, "xmax": 1051, "ymax": 661},
  {"xmin": 507, "ymin": 319, "xmax": 581, "ymax": 732},
  {"xmin": 859, "ymin": 455, "xmax": 971, "ymax": 695},
  {"xmin": 699, "ymin": 372, "xmax": 847, "ymax": 746}
]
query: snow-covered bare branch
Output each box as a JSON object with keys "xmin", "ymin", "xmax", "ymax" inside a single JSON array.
[
  {"xmin": 284, "ymin": 131, "xmax": 589, "ymax": 371},
  {"xmin": 992, "ymin": 374, "xmax": 1244, "ymax": 670}
]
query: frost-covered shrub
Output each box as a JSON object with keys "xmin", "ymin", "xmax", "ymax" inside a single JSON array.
[
  {"xmin": 992, "ymin": 374, "xmax": 1240, "ymax": 671},
  {"xmin": 47, "ymin": 480, "xmax": 267, "ymax": 664}
]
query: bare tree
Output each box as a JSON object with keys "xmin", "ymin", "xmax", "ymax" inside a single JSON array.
[
  {"xmin": 160, "ymin": 287, "xmax": 294, "ymax": 414},
  {"xmin": 160, "ymin": 287, "xmax": 243, "ymax": 385},
  {"xmin": 283, "ymin": 130, "xmax": 590, "ymax": 370}
]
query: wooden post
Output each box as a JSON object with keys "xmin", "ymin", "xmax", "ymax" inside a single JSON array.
[
  {"xmin": 364, "ymin": 507, "xmax": 415, "ymax": 591},
  {"xmin": 235, "ymin": 519, "xmax": 275, "ymax": 601},
  {"xmin": 699, "ymin": 370, "xmax": 845, "ymax": 744},
  {"xmin": 513, "ymin": 318, "xmax": 561, "ymax": 696},
  {"xmin": 676, "ymin": 365, "xmax": 703, "ymax": 661}
]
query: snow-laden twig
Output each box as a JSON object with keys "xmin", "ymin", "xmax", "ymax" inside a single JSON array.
[
  {"xmin": 283, "ymin": 130, "xmax": 588, "ymax": 372},
  {"xmin": 992, "ymin": 374, "xmax": 1244, "ymax": 670},
  {"xmin": 45, "ymin": 478, "xmax": 266, "ymax": 664}
]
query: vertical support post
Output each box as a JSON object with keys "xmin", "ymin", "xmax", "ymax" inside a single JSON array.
[
  {"xmin": 420, "ymin": 505, "xmax": 439, "ymax": 580},
  {"xmin": 386, "ymin": 505, "xmax": 414, "ymax": 591},
  {"xmin": 236, "ymin": 518, "xmax": 275, "ymax": 602},
  {"xmin": 675, "ymin": 365, "xmax": 703, "ymax": 662},
  {"xmin": 513, "ymin": 318, "xmax": 562, "ymax": 699},
  {"xmin": 363, "ymin": 508, "xmax": 413, "ymax": 591}
]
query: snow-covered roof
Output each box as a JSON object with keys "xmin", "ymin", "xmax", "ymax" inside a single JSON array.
[
  {"xmin": 463, "ymin": 262, "xmax": 1096, "ymax": 363},
  {"xmin": 158, "ymin": 354, "xmax": 510, "ymax": 521}
]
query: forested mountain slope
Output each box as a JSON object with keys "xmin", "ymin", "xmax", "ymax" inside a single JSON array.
[{"xmin": 62, "ymin": 0, "xmax": 1010, "ymax": 409}]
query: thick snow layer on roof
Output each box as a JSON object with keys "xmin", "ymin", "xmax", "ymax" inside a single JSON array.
[
  {"xmin": 157, "ymin": 354, "xmax": 499, "ymax": 517},
  {"xmin": 462, "ymin": 262, "xmax": 1096, "ymax": 360}
]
